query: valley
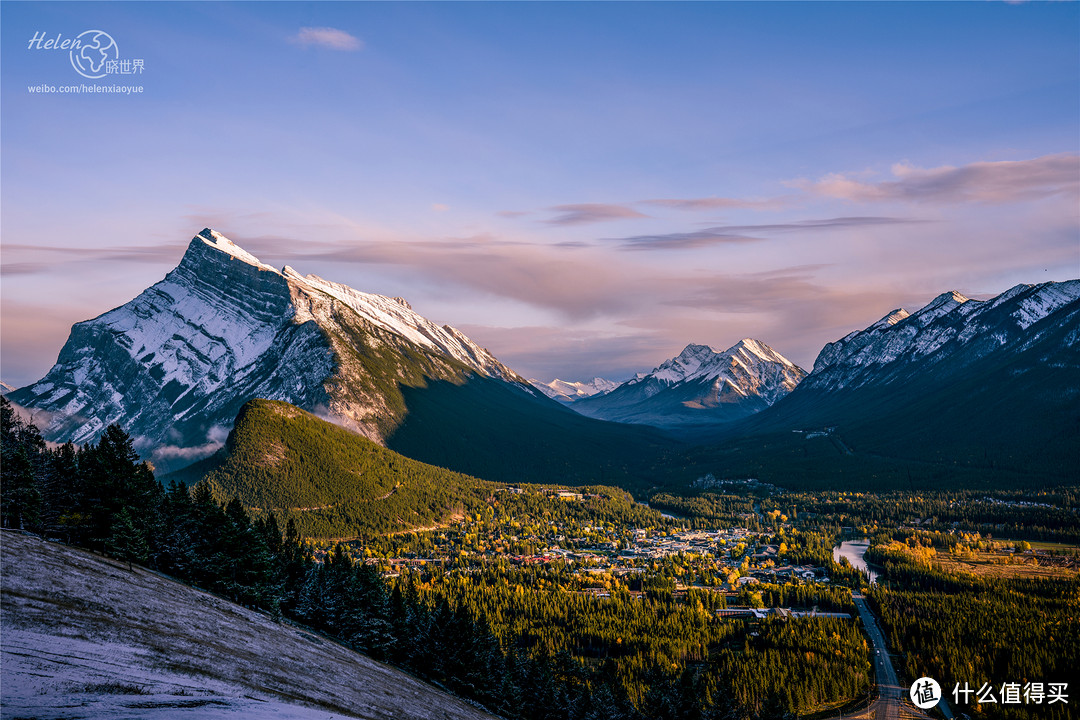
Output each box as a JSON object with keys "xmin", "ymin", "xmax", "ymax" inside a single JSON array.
[{"xmin": 5, "ymin": 390, "xmax": 1076, "ymax": 718}]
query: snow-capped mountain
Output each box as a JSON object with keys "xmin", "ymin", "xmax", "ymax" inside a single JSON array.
[
  {"xmin": 9, "ymin": 229, "xmax": 539, "ymax": 466},
  {"xmin": 801, "ymin": 282, "xmax": 1080, "ymax": 393},
  {"xmin": 529, "ymin": 377, "xmax": 619, "ymax": 403},
  {"xmin": 572, "ymin": 339, "xmax": 806, "ymax": 428},
  {"xmin": 0, "ymin": 381, "xmax": 14, "ymax": 395},
  {"xmin": 717, "ymin": 280, "xmax": 1080, "ymax": 484}
]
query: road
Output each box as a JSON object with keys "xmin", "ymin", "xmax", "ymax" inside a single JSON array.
[
  {"xmin": 839, "ymin": 594, "xmax": 951, "ymax": 720},
  {"xmin": 853, "ymin": 592, "xmax": 906, "ymax": 720}
]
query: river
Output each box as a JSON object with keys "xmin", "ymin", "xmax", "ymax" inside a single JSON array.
[{"xmin": 832, "ymin": 538, "xmax": 879, "ymax": 584}]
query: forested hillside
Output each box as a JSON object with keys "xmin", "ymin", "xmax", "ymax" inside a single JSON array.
[{"xmin": 193, "ymin": 399, "xmax": 497, "ymax": 537}]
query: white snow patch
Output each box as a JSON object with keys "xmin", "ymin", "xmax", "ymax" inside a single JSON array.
[{"xmin": 198, "ymin": 229, "xmax": 282, "ymax": 275}]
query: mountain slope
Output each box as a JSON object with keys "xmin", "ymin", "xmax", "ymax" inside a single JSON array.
[
  {"xmin": 10, "ymin": 229, "xmax": 675, "ymax": 482},
  {"xmin": 1, "ymin": 531, "xmax": 497, "ymax": 720},
  {"xmin": 683, "ymin": 281, "xmax": 1080, "ymax": 489},
  {"xmin": 187, "ymin": 398, "xmax": 495, "ymax": 538},
  {"xmin": 573, "ymin": 339, "xmax": 806, "ymax": 428},
  {"xmin": 386, "ymin": 375, "xmax": 679, "ymax": 492}
]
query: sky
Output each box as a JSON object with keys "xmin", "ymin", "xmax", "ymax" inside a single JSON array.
[{"xmin": 2, "ymin": 1, "xmax": 1078, "ymax": 387}]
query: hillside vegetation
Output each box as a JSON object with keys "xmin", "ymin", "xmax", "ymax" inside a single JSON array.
[{"xmin": 199, "ymin": 399, "xmax": 495, "ymax": 538}]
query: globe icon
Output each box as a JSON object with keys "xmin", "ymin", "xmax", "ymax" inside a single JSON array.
[{"xmin": 70, "ymin": 30, "xmax": 119, "ymax": 79}]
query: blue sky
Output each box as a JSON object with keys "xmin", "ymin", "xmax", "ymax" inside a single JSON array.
[{"xmin": 2, "ymin": 1, "xmax": 1078, "ymax": 385}]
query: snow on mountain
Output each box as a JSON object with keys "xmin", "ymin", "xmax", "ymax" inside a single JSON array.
[
  {"xmin": 0, "ymin": 381, "xmax": 14, "ymax": 395},
  {"xmin": 640, "ymin": 339, "xmax": 803, "ymax": 400},
  {"xmin": 805, "ymin": 280, "xmax": 1080, "ymax": 392},
  {"xmin": 282, "ymin": 266, "xmax": 518, "ymax": 383},
  {"xmin": 1, "ymin": 531, "xmax": 497, "ymax": 720},
  {"xmin": 8, "ymin": 229, "xmax": 534, "ymax": 466},
  {"xmin": 572, "ymin": 339, "xmax": 806, "ymax": 428},
  {"xmin": 529, "ymin": 377, "xmax": 619, "ymax": 403}
]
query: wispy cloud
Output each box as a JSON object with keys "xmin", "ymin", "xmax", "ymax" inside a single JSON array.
[
  {"xmin": 795, "ymin": 153, "xmax": 1079, "ymax": 204},
  {"xmin": 638, "ymin": 196, "xmax": 787, "ymax": 211},
  {"xmin": 612, "ymin": 216, "xmax": 922, "ymax": 251},
  {"xmin": 544, "ymin": 204, "xmax": 649, "ymax": 226},
  {"xmin": 456, "ymin": 325, "xmax": 665, "ymax": 383},
  {"xmin": 294, "ymin": 238, "xmax": 648, "ymax": 319},
  {"xmin": 617, "ymin": 230, "xmax": 763, "ymax": 251},
  {"xmin": 0, "ymin": 262, "xmax": 48, "ymax": 276},
  {"xmin": 0, "ymin": 243, "xmax": 184, "ymax": 273},
  {"xmin": 289, "ymin": 27, "xmax": 363, "ymax": 51}
]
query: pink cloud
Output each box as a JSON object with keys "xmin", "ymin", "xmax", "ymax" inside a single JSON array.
[
  {"xmin": 289, "ymin": 27, "xmax": 363, "ymax": 51},
  {"xmin": 543, "ymin": 204, "xmax": 649, "ymax": 226},
  {"xmin": 638, "ymin": 196, "xmax": 787, "ymax": 211},
  {"xmin": 795, "ymin": 153, "xmax": 1079, "ymax": 205}
]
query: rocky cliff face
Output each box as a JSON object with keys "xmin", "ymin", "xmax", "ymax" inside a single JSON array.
[{"xmin": 9, "ymin": 229, "xmax": 534, "ymax": 465}]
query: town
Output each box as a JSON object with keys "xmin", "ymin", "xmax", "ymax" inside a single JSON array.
[{"xmin": 307, "ymin": 484, "xmax": 855, "ymax": 607}]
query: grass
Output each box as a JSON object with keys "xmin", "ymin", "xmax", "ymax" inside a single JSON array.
[{"xmin": 933, "ymin": 550, "xmax": 1079, "ymax": 580}]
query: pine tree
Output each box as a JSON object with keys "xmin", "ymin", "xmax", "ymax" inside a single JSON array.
[
  {"xmin": 107, "ymin": 508, "xmax": 150, "ymax": 570},
  {"xmin": 1, "ymin": 398, "xmax": 42, "ymax": 530},
  {"xmin": 1, "ymin": 444, "xmax": 40, "ymax": 530},
  {"xmin": 47, "ymin": 443, "xmax": 82, "ymax": 541}
]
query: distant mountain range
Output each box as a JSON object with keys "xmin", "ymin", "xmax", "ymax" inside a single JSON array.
[
  {"xmin": 529, "ymin": 377, "xmax": 619, "ymax": 403},
  {"xmin": 687, "ymin": 281, "xmax": 1080, "ymax": 488},
  {"xmin": 7, "ymin": 228, "xmax": 1078, "ymax": 490},
  {"xmin": 572, "ymin": 339, "xmax": 806, "ymax": 428},
  {"xmin": 802, "ymin": 285, "xmax": 1080, "ymax": 393}
]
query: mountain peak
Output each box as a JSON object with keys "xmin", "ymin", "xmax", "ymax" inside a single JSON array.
[
  {"xmin": 731, "ymin": 338, "xmax": 791, "ymax": 365},
  {"xmin": 645, "ymin": 339, "xmax": 801, "ymax": 386},
  {"xmin": 675, "ymin": 343, "xmax": 715, "ymax": 359},
  {"xmin": 189, "ymin": 229, "xmax": 281, "ymax": 275},
  {"xmin": 923, "ymin": 289, "xmax": 969, "ymax": 312},
  {"xmin": 529, "ymin": 377, "xmax": 619, "ymax": 402},
  {"xmin": 573, "ymin": 338, "xmax": 806, "ymax": 427},
  {"xmin": 868, "ymin": 308, "xmax": 911, "ymax": 331}
]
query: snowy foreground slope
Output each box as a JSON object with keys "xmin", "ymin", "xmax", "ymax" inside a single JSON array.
[{"xmin": 0, "ymin": 531, "xmax": 497, "ymax": 720}]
